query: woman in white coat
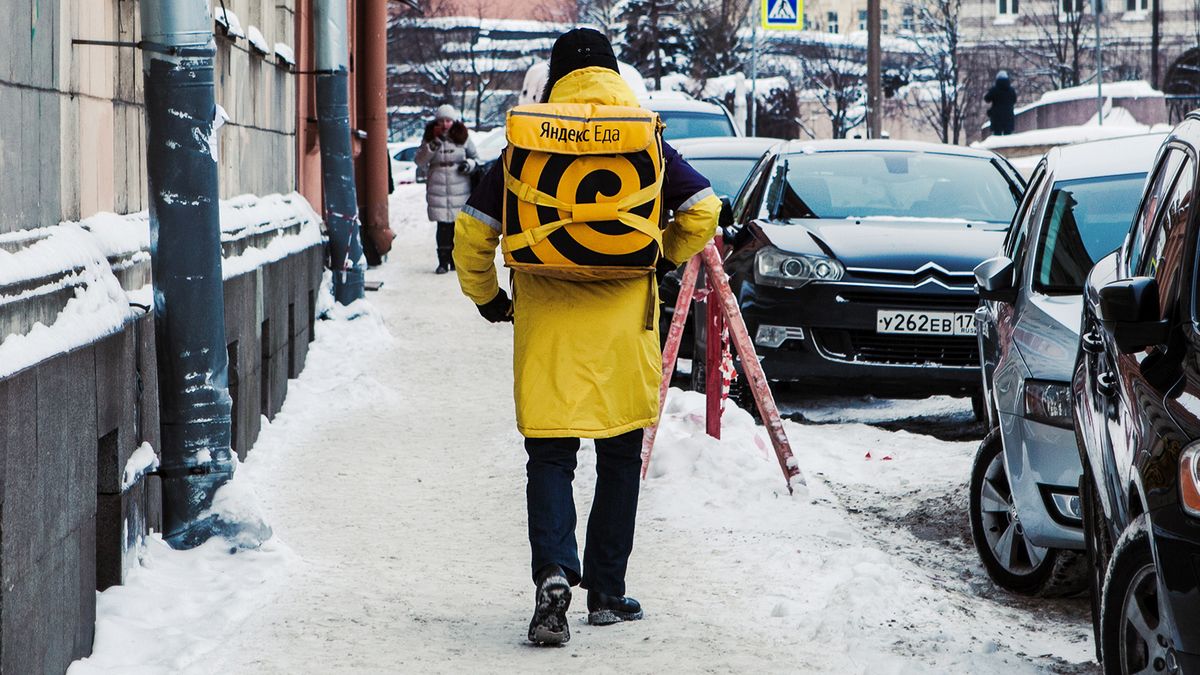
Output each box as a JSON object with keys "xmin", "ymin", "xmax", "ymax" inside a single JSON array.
[{"xmin": 415, "ymin": 104, "xmax": 477, "ymax": 274}]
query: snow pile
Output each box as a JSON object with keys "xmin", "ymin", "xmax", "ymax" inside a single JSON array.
[
  {"xmin": 639, "ymin": 389, "xmax": 1094, "ymax": 671},
  {"xmin": 646, "ymin": 389, "xmax": 794, "ymax": 508},
  {"xmin": 67, "ymin": 534, "xmax": 297, "ymax": 675},
  {"xmin": 246, "ymin": 26, "xmax": 270, "ymax": 55},
  {"xmin": 121, "ymin": 443, "xmax": 159, "ymax": 492}
]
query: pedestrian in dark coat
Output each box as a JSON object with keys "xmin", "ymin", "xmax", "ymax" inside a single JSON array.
[
  {"xmin": 415, "ymin": 104, "xmax": 477, "ymax": 274},
  {"xmin": 985, "ymin": 72, "xmax": 1018, "ymax": 136}
]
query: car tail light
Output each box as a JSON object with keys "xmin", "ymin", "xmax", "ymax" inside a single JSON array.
[{"xmin": 1181, "ymin": 444, "xmax": 1200, "ymax": 518}]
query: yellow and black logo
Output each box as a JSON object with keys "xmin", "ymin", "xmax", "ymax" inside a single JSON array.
[{"xmin": 501, "ymin": 103, "xmax": 664, "ymax": 281}]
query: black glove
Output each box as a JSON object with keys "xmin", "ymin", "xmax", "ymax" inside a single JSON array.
[
  {"xmin": 422, "ymin": 120, "xmax": 438, "ymax": 143},
  {"xmin": 655, "ymin": 257, "xmax": 679, "ymax": 284},
  {"xmin": 477, "ymin": 289, "xmax": 513, "ymax": 323},
  {"xmin": 457, "ymin": 160, "xmax": 472, "ymax": 174}
]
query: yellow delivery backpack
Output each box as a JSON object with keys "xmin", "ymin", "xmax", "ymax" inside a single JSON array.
[{"xmin": 501, "ymin": 103, "xmax": 665, "ymax": 281}]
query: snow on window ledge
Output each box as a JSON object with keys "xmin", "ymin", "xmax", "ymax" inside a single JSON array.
[
  {"xmin": 274, "ymin": 43, "xmax": 295, "ymax": 67},
  {"xmin": 992, "ymin": 14, "xmax": 1018, "ymax": 24},
  {"xmin": 214, "ymin": 7, "xmax": 245, "ymax": 40},
  {"xmin": 1121, "ymin": 9, "xmax": 1148, "ymax": 20},
  {"xmin": 246, "ymin": 26, "xmax": 270, "ymax": 56}
]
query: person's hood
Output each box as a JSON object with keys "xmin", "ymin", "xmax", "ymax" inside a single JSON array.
[{"xmin": 546, "ymin": 66, "xmax": 639, "ymax": 107}]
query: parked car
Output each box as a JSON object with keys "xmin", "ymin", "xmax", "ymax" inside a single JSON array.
[
  {"xmin": 694, "ymin": 139, "xmax": 1025, "ymax": 410},
  {"xmin": 640, "ymin": 92, "xmax": 741, "ymax": 141},
  {"xmin": 659, "ymin": 136, "xmax": 783, "ymax": 359},
  {"xmin": 1073, "ymin": 118, "xmax": 1200, "ymax": 673},
  {"xmin": 970, "ymin": 134, "xmax": 1163, "ymax": 597},
  {"xmin": 389, "ymin": 142, "xmax": 420, "ymax": 185}
]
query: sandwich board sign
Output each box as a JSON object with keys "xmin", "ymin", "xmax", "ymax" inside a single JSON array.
[{"xmin": 762, "ymin": 0, "xmax": 802, "ymax": 29}]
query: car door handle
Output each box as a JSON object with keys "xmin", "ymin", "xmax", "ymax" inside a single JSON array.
[
  {"xmin": 1082, "ymin": 331, "xmax": 1105, "ymax": 354},
  {"xmin": 1097, "ymin": 372, "xmax": 1117, "ymax": 397}
]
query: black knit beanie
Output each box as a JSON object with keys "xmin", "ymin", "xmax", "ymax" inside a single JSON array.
[{"xmin": 541, "ymin": 28, "xmax": 619, "ymax": 102}]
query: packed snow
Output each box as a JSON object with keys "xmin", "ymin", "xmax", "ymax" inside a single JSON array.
[{"xmin": 68, "ymin": 185, "xmax": 1099, "ymax": 673}]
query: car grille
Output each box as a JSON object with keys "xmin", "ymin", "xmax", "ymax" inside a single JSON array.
[
  {"xmin": 835, "ymin": 291, "xmax": 980, "ymax": 312},
  {"xmin": 814, "ymin": 329, "xmax": 980, "ymax": 368}
]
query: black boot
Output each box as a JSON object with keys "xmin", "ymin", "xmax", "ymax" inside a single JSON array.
[
  {"xmin": 528, "ymin": 565, "xmax": 572, "ymax": 645},
  {"xmin": 435, "ymin": 248, "xmax": 451, "ymax": 275},
  {"xmin": 586, "ymin": 590, "xmax": 643, "ymax": 626}
]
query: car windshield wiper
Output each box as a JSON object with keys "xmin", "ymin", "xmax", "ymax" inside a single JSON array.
[{"xmin": 767, "ymin": 160, "xmax": 819, "ymax": 220}]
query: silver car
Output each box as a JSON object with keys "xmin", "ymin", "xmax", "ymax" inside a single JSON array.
[{"xmin": 970, "ymin": 134, "xmax": 1164, "ymax": 596}]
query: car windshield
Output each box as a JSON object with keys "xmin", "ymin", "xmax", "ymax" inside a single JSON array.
[
  {"xmin": 393, "ymin": 146, "xmax": 417, "ymax": 162},
  {"xmin": 686, "ymin": 158, "xmax": 759, "ymax": 198},
  {"xmin": 1033, "ymin": 173, "xmax": 1147, "ymax": 294},
  {"xmin": 766, "ymin": 150, "xmax": 1020, "ymax": 224},
  {"xmin": 658, "ymin": 111, "xmax": 736, "ymax": 140}
]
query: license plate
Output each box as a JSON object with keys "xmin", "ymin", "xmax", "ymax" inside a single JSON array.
[{"xmin": 876, "ymin": 310, "xmax": 977, "ymax": 336}]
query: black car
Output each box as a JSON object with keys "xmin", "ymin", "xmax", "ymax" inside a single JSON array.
[
  {"xmin": 696, "ymin": 139, "xmax": 1024, "ymax": 407},
  {"xmin": 1073, "ymin": 118, "xmax": 1200, "ymax": 673},
  {"xmin": 659, "ymin": 136, "xmax": 783, "ymax": 360}
]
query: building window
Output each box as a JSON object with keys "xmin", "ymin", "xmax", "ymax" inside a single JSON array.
[
  {"xmin": 858, "ymin": 9, "xmax": 868, "ymax": 29},
  {"xmin": 1061, "ymin": 0, "xmax": 1084, "ymax": 12},
  {"xmin": 998, "ymin": 0, "xmax": 1019, "ymax": 15},
  {"xmin": 1126, "ymin": 0, "xmax": 1147, "ymax": 10},
  {"xmin": 828, "ymin": 11, "xmax": 839, "ymax": 32},
  {"xmin": 902, "ymin": 5, "xmax": 915, "ymax": 29},
  {"xmin": 882, "ymin": 8, "xmax": 889, "ymax": 31}
]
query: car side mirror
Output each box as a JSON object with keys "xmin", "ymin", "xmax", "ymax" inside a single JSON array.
[
  {"xmin": 719, "ymin": 196, "xmax": 735, "ymax": 245},
  {"xmin": 974, "ymin": 256, "xmax": 1017, "ymax": 303},
  {"xmin": 1098, "ymin": 277, "xmax": 1171, "ymax": 353}
]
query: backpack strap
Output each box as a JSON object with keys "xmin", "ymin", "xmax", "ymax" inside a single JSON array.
[{"xmin": 500, "ymin": 168, "xmax": 665, "ymax": 255}]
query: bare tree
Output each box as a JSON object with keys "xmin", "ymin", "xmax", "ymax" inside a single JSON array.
[
  {"xmin": 575, "ymin": 0, "xmax": 623, "ymax": 39},
  {"xmin": 899, "ymin": 0, "xmax": 972, "ymax": 144},
  {"xmin": 785, "ymin": 39, "xmax": 867, "ymax": 139},
  {"xmin": 682, "ymin": 0, "xmax": 753, "ymax": 88},
  {"xmin": 1002, "ymin": 0, "xmax": 1090, "ymax": 90}
]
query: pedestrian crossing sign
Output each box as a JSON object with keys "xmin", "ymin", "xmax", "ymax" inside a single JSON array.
[{"xmin": 763, "ymin": 0, "xmax": 802, "ymax": 29}]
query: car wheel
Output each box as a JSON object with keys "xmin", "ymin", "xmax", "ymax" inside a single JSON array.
[
  {"xmin": 969, "ymin": 429, "xmax": 1088, "ymax": 596},
  {"xmin": 1080, "ymin": 464, "xmax": 1113, "ymax": 661},
  {"xmin": 1100, "ymin": 515, "xmax": 1169, "ymax": 675}
]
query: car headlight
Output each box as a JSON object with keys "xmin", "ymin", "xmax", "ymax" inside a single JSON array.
[
  {"xmin": 1181, "ymin": 443, "xmax": 1200, "ymax": 518},
  {"xmin": 754, "ymin": 246, "xmax": 844, "ymax": 288},
  {"xmin": 1023, "ymin": 379, "xmax": 1073, "ymax": 429}
]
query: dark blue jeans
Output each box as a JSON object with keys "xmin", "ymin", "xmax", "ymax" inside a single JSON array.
[{"xmin": 525, "ymin": 429, "xmax": 643, "ymax": 596}]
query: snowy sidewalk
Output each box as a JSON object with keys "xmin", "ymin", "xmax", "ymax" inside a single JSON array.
[{"xmin": 71, "ymin": 186, "xmax": 1098, "ymax": 674}]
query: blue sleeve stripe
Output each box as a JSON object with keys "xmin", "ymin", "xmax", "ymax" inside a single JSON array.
[
  {"xmin": 463, "ymin": 204, "xmax": 501, "ymax": 231},
  {"xmin": 677, "ymin": 187, "xmax": 716, "ymax": 213}
]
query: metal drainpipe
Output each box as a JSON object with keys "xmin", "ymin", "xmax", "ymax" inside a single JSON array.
[
  {"xmin": 314, "ymin": 0, "xmax": 367, "ymax": 304},
  {"xmin": 360, "ymin": 0, "xmax": 390, "ymax": 241},
  {"xmin": 140, "ymin": 0, "xmax": 269, "ymax": 549}
]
